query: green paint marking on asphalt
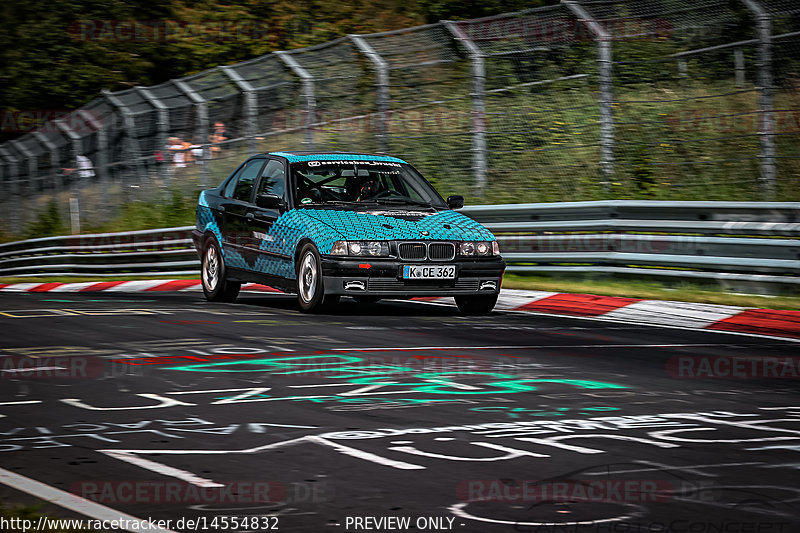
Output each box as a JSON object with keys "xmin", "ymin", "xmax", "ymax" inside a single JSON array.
[{"xmin": 169, "ymin": 353, "xmax": 627, "ymax": 402}]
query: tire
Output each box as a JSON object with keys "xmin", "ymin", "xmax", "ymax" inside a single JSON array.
[
  {"xmin": 296, "ymin": 243, "xmax": 338, "ymax": 312},
  {"xmin": 353, "ymin": 296, "xmax": 381, "ymax": 304},
  {"xmin": 201, "ymin": 236, "xmax": 240, "ymax": 303},
  {"xmin": 455, "ymin": 294, "xmax": 498, "ymax": 315}
]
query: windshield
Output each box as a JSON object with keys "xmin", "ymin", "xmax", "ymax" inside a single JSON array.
[{"xmin": 290, "ymin": 160, "xmax": 447, "ymax": 208}]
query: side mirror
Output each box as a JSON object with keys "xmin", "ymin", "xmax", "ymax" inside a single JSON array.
[
  {"xmin": 256, "ymin": 193, "xmax": 285, "ymax": 210},
  {"xmin": 446, "ymin": 195, "xmax": 464, "ymax": 209}
]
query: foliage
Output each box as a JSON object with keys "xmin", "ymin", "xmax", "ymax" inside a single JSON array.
[
  {"xmin": 0, "ymin": 0, "xmax": 556, "ymax": 144},
  {"xmin": 23, "ymin": 199, "xmax": 66, "ymax": 239}
]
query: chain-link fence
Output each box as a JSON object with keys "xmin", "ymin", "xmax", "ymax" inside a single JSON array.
[{"xmin": 1, "ymin": 0, "xmax": 799, "ymax": 236}]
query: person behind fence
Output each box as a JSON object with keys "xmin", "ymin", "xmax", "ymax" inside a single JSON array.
[
  {"xmin": 209, "ymin": 121, "xmax": 228, "ymax": 158},
  {"xmin": 168, "ymin": 137, "xmax": 187, "ymax": 170},
  {"xmin": 62, "ymin": 154, "xmax": 95, "ymax": 180}
]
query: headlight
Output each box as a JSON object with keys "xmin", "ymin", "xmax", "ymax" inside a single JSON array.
[
  {"xmin": 331, "ymin": 241, "xmax": 389, "ymax": 257},
  {"xmin": 459, "ymin": 241, "xmax": 493, "ymax": 256}
]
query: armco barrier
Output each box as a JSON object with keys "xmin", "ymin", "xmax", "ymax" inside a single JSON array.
[
  {"xmin": 0, "ymin": 226, "xmax": 197, "ymax": 277},
  {"xmin": 0, "ymin": 201, "xmax": 798, "ymax": 289}
]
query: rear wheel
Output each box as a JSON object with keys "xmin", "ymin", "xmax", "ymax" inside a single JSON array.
[
  {"xmin": 296, "ymin": 243, "xmax": 338, "ymax": 312},
  {"xmin": 455, "ymin": 294, "xmax": 498, "ymax": 315},
  {"xmin": 201, "ymin": 237, "xmax": 240, "ymax": 302}
]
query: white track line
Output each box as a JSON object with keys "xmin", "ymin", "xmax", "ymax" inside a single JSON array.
[{"xmin": 0, "ymin": 467, "xmax": 178, "ymax": 533}]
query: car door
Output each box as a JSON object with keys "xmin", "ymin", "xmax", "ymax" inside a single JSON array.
[
  {"xmin": 219, "ymin": 157, "xmax": 265, "ymax": 266},
  {"xmin": 244, "ymin": 158, "xmax": 289, "ymax": 274}
]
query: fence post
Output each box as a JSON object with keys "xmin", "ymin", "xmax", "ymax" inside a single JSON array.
[
  {"xmin": 220, "ymin": 66, "xmax": 259, "ymax": 155},
  {"xmin": 444, "ymin": 21, "xmax": 487, "ymax": 194},
  {"xmin": 349, "ymin": 35, "xmax": 391, "ymax": 153},
  {"xmin": 740, "ymin": 0, "xmax": 776, "ymax": 199},
  {"xmin": 77, "ymin": 109, "xmax": 107, "ymax": 214},
  {"xmin": 104, "ymin": 90, "xmax": 148, "ymax": 200},
  {"xmin": 564, "ymin": 1, "xmax": 615, "ymax": 190},
  {"xmin": 0, "ymin": 147, "xmax": 21, "ymax": 234},
  {"xmin": 9, "ymin": 140, "xmax": 35, "ymax": 202},
  {"xmin": 276, "ymin": 51, "xmax": 316, "ymax": 149},
  {"xmin": 55, "ymin": 119, "xmax": 84, "ymax": 233},
  {"xmin": 734, "ymin": 47, "xmax": 746, "ymax": 88},
  {"xmin": 32, "ymin": 132, "xmax": 60, "ymax": 197},
  {"xmin": 173, "ymin": 80, "xmax": 210, "ymax": 187},
  {"xmin": 136, "ymin": 87, "xmax": 170, "ymax": 188}
]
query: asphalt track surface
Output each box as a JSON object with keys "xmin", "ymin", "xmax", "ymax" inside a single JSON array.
[{"xmin": 1, "ymin": 291, "xmax": 799, "ymax": 533}]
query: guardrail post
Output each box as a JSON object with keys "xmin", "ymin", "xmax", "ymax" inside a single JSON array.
[
  {"xmin": 173, "ymin": 80, "xmax": 211, "ymax": 187},
  {"xmin": 444, "ymin": 21, "xmax": 488, "ymax": 195},
  {"xmin": 55, "ymin": 119, "xmax": 84, "ymax": 234},
  {"xmin": 135, "ymin": 86, "xmax": 170, "ymax": 188},
  {"xmin": 563, "ymin": 1, "xmax": 615, "ymax": 190},
  {"xmin": 677, "ymin": 59, "xmax": 688, "ymax": 81},
  {"xmin": 0, "ymin": 147, "xmax": 21, "ymax": 234},
  {"xmin": 104, "ymin": 90, "xmax": 148, "ymax": 199},
  {"xmin": 740, "ymin": 0, "xmax": 776, "ymax": 200},
  {"xmin": 349, "ymin": 35, "xmax": 391, "ymax": 153},
  {"xmin": 220, "ymin": 66, "xmax": 259, "ymax": 155},
  {"xmin": 276, "ymin": 51, "xmax": 316, "ymax": 149}
]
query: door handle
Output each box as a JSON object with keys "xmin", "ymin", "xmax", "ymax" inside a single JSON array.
[
  {"xmin": 218, "ymin": 206, "xmax": 226, "ymax": 213},
  {"xmin": 246, "ymin": 212, "xmax": 255, "ymax": 220}
]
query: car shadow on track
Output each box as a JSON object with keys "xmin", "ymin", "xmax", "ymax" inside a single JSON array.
[{"xmin": 235, "ymin": 294, "xmax": 460, "ymax": 317}]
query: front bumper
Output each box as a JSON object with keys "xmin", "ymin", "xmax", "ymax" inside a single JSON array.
[{"xmin": 321, "ymin": 256, "xmax": 505, "ymax": 298}]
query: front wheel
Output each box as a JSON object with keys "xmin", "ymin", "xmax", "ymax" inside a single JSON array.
[
  {"xmin": 455, "ymin": 294, "xmax": 498, "ymax": 315},
  {"xmin": 296, "ymin": 243, "xmax": 338, "ymax": 313},
  {"xmin": 201, "ymin": 237, "xmax": 240, "ymax": 302}
]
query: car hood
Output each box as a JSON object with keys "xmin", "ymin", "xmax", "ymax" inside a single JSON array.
[{"xmin": 299, "ymin": 207, "xmax": 495, "ymax": 242}]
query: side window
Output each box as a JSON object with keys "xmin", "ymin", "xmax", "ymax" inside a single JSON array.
[
  {"xmin": 222, "ymin": 165, "xmax": 244, "ymax": 198},
  {"xmin": 231, "ymin": 159, "xmax": 264, "ymax": 202},
  {"xmin": 256, "ymin": 160, "xmax": 286, "ymax": 199}
]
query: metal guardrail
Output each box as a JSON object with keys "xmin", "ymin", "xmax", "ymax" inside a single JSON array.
[
  {"xmin": 0, "ymin": 226, "xmax": 198, "ymax": 277},
  {"xmin": 462, "ymin": 200, "xmax": 800, "ymax": 288},
  {"xmin": 0, "ymin": 201, "xmax": 798, "ymax": 289}
]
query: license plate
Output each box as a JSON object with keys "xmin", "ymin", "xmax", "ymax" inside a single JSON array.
[{"xmin": 402, "ymin": 265, "xmax": 456, "ymax": 279}]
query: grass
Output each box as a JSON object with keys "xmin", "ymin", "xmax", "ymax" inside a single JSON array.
[{"xmin": 502, "ymin": 273, "xmax": 800, "ymax": 310}]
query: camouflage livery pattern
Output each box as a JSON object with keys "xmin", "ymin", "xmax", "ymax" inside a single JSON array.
[{"xmin": 197, "ymin": 193, "xmax": 495, "ymax": 281}]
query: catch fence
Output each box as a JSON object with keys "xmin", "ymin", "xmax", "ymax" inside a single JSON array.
[{"xmin": 1, "ymin": 0, "xmax": 799, "ymax": 236}]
